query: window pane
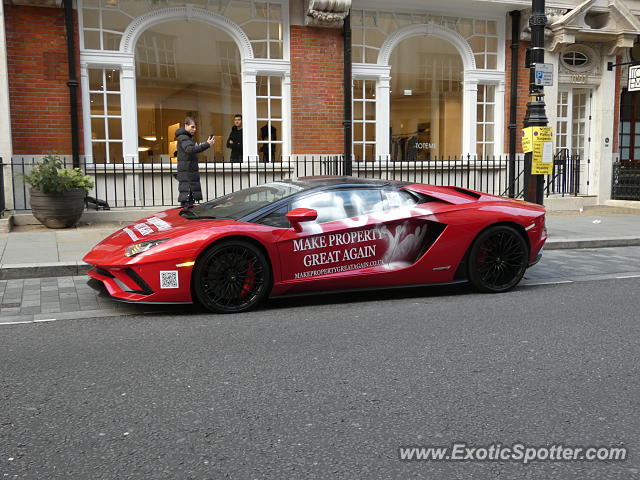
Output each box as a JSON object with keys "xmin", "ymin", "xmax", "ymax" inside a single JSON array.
[
  {"xmin": 106, "ymin": 94, "xmax": 121, "ymax": 115},
  {"xmin": 89, "ymin": 69, "xmax": 103, "ymax": 91},
  {"xmin": 105, "ymin": 70, "xmax": 120, "ymax": 91},
  {"xmin": 92, "ymin": 142, "xmax": 106, "ymax": 163},
  {"xmin": 84, "ymin": 30, "xmax": 101, "ymax": 49},
  {"xmin": 83, "ymin": 9, "xmax": 100, "ymax": 28},
  {"xmin": 270, "ymin": 77, "xmax": 282, "ymax": 97},
  {"xmin": 269, "ymin": 41, "xmax": 283, "ymax": 59},
  {"xmin": 257, "ymin": 97, "xmax": 268, "ymax": 119},
  {"xmin": 90, "ymin": 93, "xmax": 104, "ymax": 115},
  {"xmin": 91, "ymin": 118, "xmax": 105, "ymax": 139},
  {"xmin": 108, "ymin": 118, "xmax": 122, "ymax": 139},
  {"xmin": 270, "ymin": 98, "xmax": 282, "ymax": 119},
  {"xmin": 108, "ymin": 142, "xmax": 123, "ymax": 163},
  {"xmin": 365, "ymin": 101, "xmax": 375, "ymax": 120},
  {"xmin": 353, "ymin": 101, "xmax": 363, "ymax": 120}
]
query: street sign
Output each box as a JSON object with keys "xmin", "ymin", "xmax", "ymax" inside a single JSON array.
[
  {"xmin": 534, "ymin": 63, "xmax": 554, "ymax": 86},
  {"xmin": 523, "ymin": 126, "xmax": 554, "ymax": 175},
  {"xmin": 629, "ymin": 65, "xmax": 640, "ymax": 91}
]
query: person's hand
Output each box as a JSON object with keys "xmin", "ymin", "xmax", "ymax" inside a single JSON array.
[{"xmin": 207, "ymin": 135, "xmax": 215, "ymax": 146}]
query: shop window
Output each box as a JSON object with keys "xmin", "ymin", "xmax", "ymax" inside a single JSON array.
[
  {"xmin": 351, "ymin": 10, "xmax": 499, "ymax": 70},
  {"xmin": 82, "ymin": 0, "xmax": 284, "ymax": 59},
  {"xmin": 256, "ymin": 76, "xmax": 283, "ymax": 162},
  {"xmin": 135, "ymin": 21, "xmax": 241, "ymax": 163},
  {"xmin": 88, "ymin": 68, "xmax": 123, "ymax": 163},
  {"xmin": 476, "ymin": 84, "xmax": 495, "ymax": 157},
  {"xmin": 353, "ymin": 79, "xmax": 376, "ymax": 161},
  {"xmin": 390, "ymin": 36, "xmax": 462, "ymax": 160}
]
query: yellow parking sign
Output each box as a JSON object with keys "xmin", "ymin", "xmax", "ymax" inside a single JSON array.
[{"xmin": 522, "ymin": 127, "xmax": 553, "ymax": 174}]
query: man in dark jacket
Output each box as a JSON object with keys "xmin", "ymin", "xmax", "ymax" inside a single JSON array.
[
  {"xmin": 176, "ymin": 116, "xmax": 214, "ymax": 206},
  {"xmin": 226, "ymin": 114, "xmax": 243, "ymax": 163}
]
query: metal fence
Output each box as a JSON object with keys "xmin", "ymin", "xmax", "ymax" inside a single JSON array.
[
  {"xmin": 1, "ymin": 154, "xmax": 582, "ymax": 212},
  {"xmin": 612, "ymin": 161, "xmax": 640, "ymax": 201}
]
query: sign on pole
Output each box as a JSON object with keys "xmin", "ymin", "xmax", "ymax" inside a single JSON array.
[
  {"xmin": 534, "ymin": 63, "xmax": 554, "ymax": 87},
  {"xmin": 629, "ymin": 65, "xmax": 640, "ymax": 91},
  {"xmin": 522, "ymin": 126, "xmax": 554, "ymax": 175}
]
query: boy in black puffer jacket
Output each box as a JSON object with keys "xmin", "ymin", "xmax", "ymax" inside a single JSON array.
[{"xmin": 176, "ymin": 116, "xmax": 214, "ymax": 206}]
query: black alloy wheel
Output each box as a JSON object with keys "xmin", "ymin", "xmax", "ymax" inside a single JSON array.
[
  {"xmin": 193, "ymin": 240, "xmax": 271, "ymax": 313},
  {"xmin": 467, "ymin": 225, "xmax": 528, "ymax": 293}
]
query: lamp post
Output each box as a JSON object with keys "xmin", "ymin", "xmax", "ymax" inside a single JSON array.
[{"xmin": 523, "ymin": 0, "xmax": 549, "ymax": 205}]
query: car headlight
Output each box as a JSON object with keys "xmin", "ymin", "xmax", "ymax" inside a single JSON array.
[{"xmin": 125, "ymin": 239, "xmax": 169, "ymax": 257}]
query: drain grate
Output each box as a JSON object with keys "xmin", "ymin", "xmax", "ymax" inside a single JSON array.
[{"xmin": 1, "ymin": 303, "xmax": 21, "ymax": 308}]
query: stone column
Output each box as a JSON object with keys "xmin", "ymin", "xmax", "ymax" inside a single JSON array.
[
  {"xmin": 241, "ymin": 68, "xmax": 258, "ymax": 161},
  {"xmin": 462, "ymin": 76, "xmax": 478, "ymax": 156},
  {"xmin": 375, "ymin": 72, "xmax": 391, "ymax": 160},
  {"xmin": 120, "ymin": 63, "xmax": 139, "ymax": 163}
]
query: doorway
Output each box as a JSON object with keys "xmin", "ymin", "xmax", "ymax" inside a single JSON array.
[{"xmin": 556, "ymin": 87, "xmax": 592, "ymax": 194}]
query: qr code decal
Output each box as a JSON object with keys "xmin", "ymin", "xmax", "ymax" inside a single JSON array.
[{"xmin": 160, "ymin": 271, "xmax": 179, "ymax": 289}]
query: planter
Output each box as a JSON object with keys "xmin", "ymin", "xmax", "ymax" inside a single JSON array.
[{"xmin": 29, "ymin": 188, "xmax": 86, "ymax": 229}]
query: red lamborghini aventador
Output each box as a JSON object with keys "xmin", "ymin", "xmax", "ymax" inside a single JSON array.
[{"xmin": 83, "ymin": 177, "xmax": 547, "ymax": 313}]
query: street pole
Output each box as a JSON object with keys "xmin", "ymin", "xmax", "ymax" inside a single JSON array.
[{"xmin": 523, "ymin": 0, "xmax": 548, "ymax": 205}]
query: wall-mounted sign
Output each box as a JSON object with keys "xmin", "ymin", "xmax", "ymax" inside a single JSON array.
[
  {"xmin": 628, "ymin": 65, "xmax": 640, "ymax": 91},
  {"xmin": 534, "ymin": 63, "xmax": 554, "ymax": 86}
]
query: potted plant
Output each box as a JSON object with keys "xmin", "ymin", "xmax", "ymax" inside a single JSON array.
[{"xmin": 21, "ymin": 154, "xmax": 94, "ymax": 229}]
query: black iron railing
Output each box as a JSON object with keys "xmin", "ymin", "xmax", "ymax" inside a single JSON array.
[
  {"xmin": 544, "ymin": 149, "xmax": 581, "ymax": 197},
  {"xmin": 612, "ymin": 160, "xmax": 640, "ymax": 201},
  {"xmin": 1, "ymin": 154, "xmax": 581, "ymax": 212}
]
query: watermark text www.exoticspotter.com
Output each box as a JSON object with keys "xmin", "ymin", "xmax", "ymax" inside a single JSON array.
[{"xmin": 399, "ymin": 443, "xmax": 627, "ymax": 464}]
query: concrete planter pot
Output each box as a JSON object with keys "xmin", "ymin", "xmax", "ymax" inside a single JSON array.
[{"xmin": 29, "ymin": 188, "xmax": 86, "ymax": 229}]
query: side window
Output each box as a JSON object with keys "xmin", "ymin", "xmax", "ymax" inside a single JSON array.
[
  {"xmin": 291, "ymin": 189, "xmax": 384, "ymax": 224},
  {"xmin": 383, "ymin": 189, "xmax": 418, "ymax": 210},
  {"xmin": 256, "ymin": 204, "xmax": 290, "ymax": 228},
  {"xmin": 291, "ymin": 191, "xmax": 347, "ymax": 224}
]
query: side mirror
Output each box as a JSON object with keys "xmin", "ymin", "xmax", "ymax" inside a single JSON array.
[{"xmin": 286, "ymin": 208, "xmax": 318, "ymax": 232}]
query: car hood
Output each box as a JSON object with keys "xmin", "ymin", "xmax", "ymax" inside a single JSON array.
[{"xmin": 83, "ymin": 208, "xmax": 234, "ymax": 264}]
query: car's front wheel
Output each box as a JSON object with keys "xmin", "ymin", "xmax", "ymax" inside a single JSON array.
[
  {"xmin": 467, "ymin": 225, "xmax": 528, "ymax": 293},
  {"xmin": 192, "ymin": 240, "xmax": 271, "ymax": 313}
]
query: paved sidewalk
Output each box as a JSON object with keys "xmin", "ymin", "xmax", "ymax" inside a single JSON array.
[{"xmin": 1, "ymin": 206, "xmax": 640, "ymax": 280}]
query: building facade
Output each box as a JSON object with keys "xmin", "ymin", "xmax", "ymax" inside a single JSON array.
[{"xmin": 2, "ymin": 0, "xmax": 640, "ymax": 209}]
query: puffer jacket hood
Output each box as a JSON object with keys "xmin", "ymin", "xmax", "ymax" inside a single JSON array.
[{"xmin": 175, "ymin": 127, "xmax": 190, "ymax": 137}]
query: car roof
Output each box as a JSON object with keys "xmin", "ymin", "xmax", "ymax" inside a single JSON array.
[{"xmin": 279, "ymin": 176, "xmax": 409, "ymax": 189}]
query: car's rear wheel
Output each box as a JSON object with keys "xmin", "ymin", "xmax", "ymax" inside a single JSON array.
[
  {"xmin": 467, "ymin": 225, "xmax": 528, "ymax": 293},
  {"xmin": 193, "ymin": 240, "xmax": 271, "ymax": 313}
]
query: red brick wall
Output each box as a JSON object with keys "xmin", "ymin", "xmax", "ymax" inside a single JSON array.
[
  {"xmin": 5, "ymin": 5, "xmax": 83, "ymax": 155},
  {"xmin": 290, "ymin": 25, "xmax": 344, "ymax": 154},
  {"xmin": 504, "ymin": 40, "xmax": 532, "ymax": 154}
]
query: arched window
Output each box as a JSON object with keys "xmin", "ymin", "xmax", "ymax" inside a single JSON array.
[
  {"xmin": 389, "ymin": 36, "xmax": 463, "ymax": 159},
  {"xmin": 135, "ymin": 20, "xmax": 242, "ymax": 163}
]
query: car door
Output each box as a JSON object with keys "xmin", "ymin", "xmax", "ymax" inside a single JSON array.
[{"xmin": 272, "ymin": 187, "xmax": 431, "ymax": 289}]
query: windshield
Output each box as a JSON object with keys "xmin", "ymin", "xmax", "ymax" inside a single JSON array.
[{"xmin": 186, "ymin": 182, "xmax": 305, "ymax": 220}]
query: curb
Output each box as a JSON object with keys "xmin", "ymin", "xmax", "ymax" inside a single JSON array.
[
  {"xmin": 0, "ymin": 261, "xmax": 91, "ymax": 280},
  {"xmin": 2, "ymin": 238, "xmax": 640, "ymax": 279},
  {"xmin": 545, "ymin": 237, "xmax": 640, "ymax": 250}
]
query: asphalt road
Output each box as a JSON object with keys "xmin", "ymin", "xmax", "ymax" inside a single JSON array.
[{"xmin": 1, "ymin": 251, "xmax": 640, "ymax": 479}]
